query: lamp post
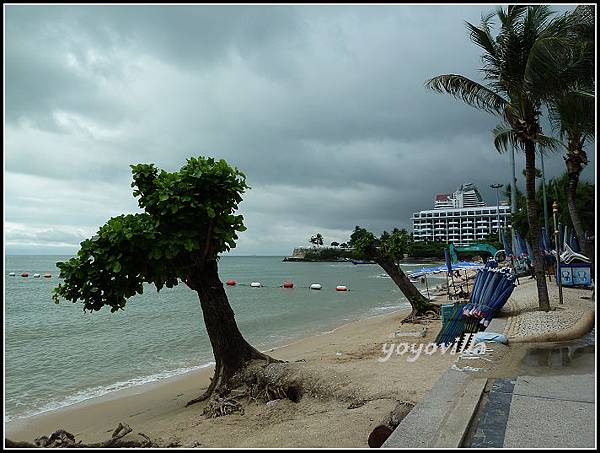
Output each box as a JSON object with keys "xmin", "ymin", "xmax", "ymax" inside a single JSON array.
[
  {"xmin": 553, "ymin": 201, "xmax": 563, "ymax": 305},
  {"xmin": 490, "ymin": 184, "xmax": 503, "ymax": 242},
  {"xmin": 540, "ymin": 152, "xmax": 549, "ymax": 232}
]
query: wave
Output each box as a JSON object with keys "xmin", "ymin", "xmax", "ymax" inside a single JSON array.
[{"xmin": 5, "ymin": 361, "xmax": 216, "ymax": 423}]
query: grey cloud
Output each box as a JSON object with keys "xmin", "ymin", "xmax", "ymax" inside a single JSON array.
[{"xmin": 4, "ymin": 4, "xmax": 592, "ymax": 256}]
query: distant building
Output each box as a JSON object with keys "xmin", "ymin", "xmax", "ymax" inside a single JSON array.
[
  {"xmin": 413, "ymin": 183, "xmax": 510, "ymax": 246},
  {"xmin": 434, "ymin": 183, "xmax": 486, "ymax": 210}
]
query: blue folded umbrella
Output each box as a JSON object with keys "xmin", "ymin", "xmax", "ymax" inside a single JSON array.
[
  {"xmin": 501, "ymin": 230, "xmax": 513, "ymax": 257},
  {"xmin": 526, "ymin": 240, "xmax": 534, "ymax": 259},
  {"xmin": 514, "ymin": 230, "xmax": 527, "ymax": 257},
  {"xmin": 540, "ymin": 227, "xmax": 552, "ymax": 253},
  {"xmin": 444, "ymin": 248, "xmax": 452, "ymax": 273},
  {"xmin": 569, "ymin": 231, "xmax": 580, "ymax": 252}
]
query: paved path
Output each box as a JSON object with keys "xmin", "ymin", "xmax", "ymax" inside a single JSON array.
[
  {"xmin": 498, "ymin": 279, "xmax": 594, "ymax": 340},
  {"xmin": 465, "ymin": 331, "xmax": 595, "ymax": 448}
]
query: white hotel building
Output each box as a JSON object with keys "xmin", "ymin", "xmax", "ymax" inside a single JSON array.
[{"xmin": 412, "ymin": 183, "xmax": 511, "ymax": 246}]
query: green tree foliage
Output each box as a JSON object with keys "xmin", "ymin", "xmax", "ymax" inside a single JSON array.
[
  {"xmin": 309, "ymin": 233, "xmax": 324, "ymax": 247},
  {"xmin": 505, "ymin": 173, "xmax": 595, "ymax": 242},
  {"xmin": 53, "ymin": 157, "xmax": 248, "ymax": 312},
  {"xmin": 302, "ymin": 248, "xmax": 353, "ymax": 262},
  {"xmin": 53, "ymin": 157, "xmax": 274, "ymax": 403},
  {"xmin": 407, "ymin": 240, "xmax": 447, "ymax": 259}
]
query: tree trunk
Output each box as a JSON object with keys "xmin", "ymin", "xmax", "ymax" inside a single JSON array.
[
  {"xmin": 565, "ymin": 149, "xmax": 594, "ymax": 272},
  {"xmin": 524, "ymin": 140, "xmax": 551, "ymax": 311},
  {"xmin": 185, "ymin": 259, "xmax": 275, "ymax": 404},
  {"xmin": 377, "ymin": 257, "xmax": 438, "ymax": 317}
]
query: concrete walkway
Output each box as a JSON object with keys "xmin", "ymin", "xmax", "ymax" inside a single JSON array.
[
  {"xmin": 465, "ymin": 330, "xmax": 595, "ymax": 448},
  {"xmin": 503, "ymin": 373, "xmax": 595, "ymax": 448},
  {"xmin": 384, "ymin": 317, "xmax": 595, "ymax": 449}
]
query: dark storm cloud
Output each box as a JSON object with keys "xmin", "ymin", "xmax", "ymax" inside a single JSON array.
[{"xmin": 5, "ymin": 4, "xmax": 592, "ymax": 255}]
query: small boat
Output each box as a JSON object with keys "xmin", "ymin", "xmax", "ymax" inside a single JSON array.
[
  {"xmin": 336, "ymin": 285, "xmax": 348, "ymax": 292},
  {"xmin": 352, "ymin": 260, "xmax": 376, "ymax": 265},
  {"xmin": 9, "ymin": 272, "xmax": 15, "ymax": 276},
  {"xmin": 33, "ymin": 273, "xmax": 41, "ymax": 278},
  {"xmin": 21, "ymin": 273, "xmax": 29, "ymax": 277},
  {"xmin": 309, "ymin": 283, "xmax": 322, "ymax": 290},
  {"xmin": 250, "ymin": 282, "xmax": 262, "ymax": 288},
  {"xmin": 44, "ymin": 273, "xmax": 52, "ymax": 278}
]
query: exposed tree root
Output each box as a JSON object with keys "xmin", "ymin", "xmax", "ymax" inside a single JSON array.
[
  {"xmin": 401, "ymin": 306, "xmax": 441, "ymax": 324},
  {"xmin": 202, "ymin": 397, "xmax": 245, "ymax": 418},
  {"xmin": 186, "ymin": 352, "xmax": 285, "ymax": 407},
  {"xmin": 188, "ymin": 360, "xmax": 369, "ymax": 419},
  {"xmin": 5, "ymin": 423, "xmax": 168, "ymax": 448}
]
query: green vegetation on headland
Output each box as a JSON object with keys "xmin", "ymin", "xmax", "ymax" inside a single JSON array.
[
  {"xmin": 299, "ymin": 248, "xmax": 354, "ymax": 262},
  {"xmin": 284, "ymin": 231, "xmax": 503, "ymax": 262}
]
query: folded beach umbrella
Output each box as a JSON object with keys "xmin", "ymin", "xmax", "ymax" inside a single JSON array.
[
  {"xmin": 501, "ymin": 230, "xmax": 513, "ymax": 257},
  {"xmin": 526, "ymin": 240, "xmax": 534, "ymax": 259},
  {"xmin": 569, "ymin": 231, "xmax": 580, "ymax": 253},
  {"xmin": 444, "ymin": 248, "xmax": 453, "ymax": 273},
  {"xmin": 513, "ymin": 230, "xmax": 526, "ymax": 257},
  {"xmin": 540, "ymin": 227, "xmax": 552, "ymax": 253}
]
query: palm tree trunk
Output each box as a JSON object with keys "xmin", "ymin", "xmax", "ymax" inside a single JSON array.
[
  {"xmin": 524, "ymin": 140, "xmax": 551, "ymax": 311},
  {"xmin": 565, "ymin": 150, "xmax": 594, "ymax": 272}
]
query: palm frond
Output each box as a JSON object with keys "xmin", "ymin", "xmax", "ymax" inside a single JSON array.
[
  {"xmin": 493, "ymin": 123, "xmax": 519, "ymax": 153},
  {"xmin": 493, "ymin": 123, "xmax": 565, "ymax": 154},
  {"xmin": 466, "ymin": 20, "xmax": 499, "ymax": 60},
  {"xmin": 548, "ymin": 89, "xmax": 595, "ymax": 141},
  {"xmin": 425, "ymin": 74, "xmax": 507, "ymax": 114},
  {"xmin": 536, "ymin": 133, "xmax": 565, "ymax": 153}
]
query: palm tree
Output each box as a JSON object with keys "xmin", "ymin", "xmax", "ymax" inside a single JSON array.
[
  {"xmin": 309, "ymin": 233, "xmax": 324, "ymax": 247},
  {"xmin": 425, "ymin": 6, "xmax": 574, "ymax": 311},
  {"xmin": 547, "ymin": 5, "xmax": 595, "ymax": 269}
]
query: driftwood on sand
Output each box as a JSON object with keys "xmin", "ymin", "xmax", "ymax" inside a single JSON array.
[
  {"xmin": 368, "ymin": 401, "xmax": 415, "ymax": 448},
  {"xmin": 5, "ymin": 422, "xmax": 167, "ymax": 448}
]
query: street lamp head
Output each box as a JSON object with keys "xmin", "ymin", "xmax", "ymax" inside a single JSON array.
[{"xmin": 490, "ymin": 183, "xmax": 503, "ymax": 189}]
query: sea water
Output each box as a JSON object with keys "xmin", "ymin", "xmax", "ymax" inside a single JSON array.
[{"xmin": 4, "ymin": 255, "xmax": 444, "ymax": 422}]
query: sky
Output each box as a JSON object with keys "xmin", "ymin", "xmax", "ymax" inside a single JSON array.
[{"xmin": 4, "ymin": 4, "xmax": 595, "ymax": 256}]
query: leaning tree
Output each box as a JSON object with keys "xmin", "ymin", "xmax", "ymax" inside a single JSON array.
[
  {"xmin": 52, "ymin": 157, "xmax": 277, "ymax": 405},
  {"xmin": 350, "ymin": 226, "xmax": 439, "ymax": 322}
]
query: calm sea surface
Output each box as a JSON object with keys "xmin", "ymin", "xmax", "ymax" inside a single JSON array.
[{"xmin": 4, "ymin": 255, "xmax": 444, "ymax": 421}]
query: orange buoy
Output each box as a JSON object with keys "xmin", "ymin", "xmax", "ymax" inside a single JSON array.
[
  {"xmin": 44, "ymin": 273, "xmax": 52, "ymax": 278},
  {"xmin": 226, "ymin": 279, "xmax": 236, "ymax": 286},
  {"xmin": 21, "ymin": 273, "xmax": 29, "ymax": 277},
  {"xmin": 282, "ymin": 281, "xmax": 294, "ymax": 288},
  {"xmin": 336, "ymin": 285, "xmax": 348, "ymax": 291}
]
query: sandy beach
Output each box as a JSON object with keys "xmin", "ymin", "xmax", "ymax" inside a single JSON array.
[
  {"xmin": 8, "ymin": 274, "xmax": 592, "ymax": 448},
  {"xmin": 5, "ymin": 306, "xmax": 455, "ymax": 448}
]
